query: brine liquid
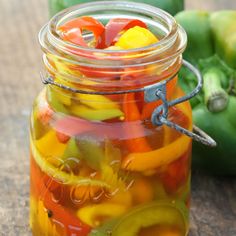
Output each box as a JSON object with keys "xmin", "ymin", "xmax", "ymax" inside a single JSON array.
[{"xmin": 30, "ymin": 89, "xmax": 191, "ymax": 236}]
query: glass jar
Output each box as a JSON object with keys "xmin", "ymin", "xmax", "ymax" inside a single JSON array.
[
  {"xmin": 30, "ymin": 2, "xmax": 192, "ymax": 236},
  {"xmin": 48, "ymin": 0, "xmax": 184, "ymax": 16}
]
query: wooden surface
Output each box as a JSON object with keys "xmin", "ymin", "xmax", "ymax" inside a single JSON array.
[{"xmin": 0, "ymin": 0, "xmax": 235, "ymax": 235}]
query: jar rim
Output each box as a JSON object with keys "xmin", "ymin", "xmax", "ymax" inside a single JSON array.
[{"xmin": 39, "ymin": 1, "xmax": 187, "ymax": 65}]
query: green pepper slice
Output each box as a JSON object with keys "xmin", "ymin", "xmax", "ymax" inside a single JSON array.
[
  {"xmin": 112, "ymin": 200, "xmax": 188, "ymax": 236},
  {"xmin": 89, "ymin": 200, "xmax": 188, "ymax": 236}
]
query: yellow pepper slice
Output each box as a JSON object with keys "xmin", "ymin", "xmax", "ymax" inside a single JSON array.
[
  {"xmin": 122, "ymin": 135, "xmax": 191, "ymax": 171},
  {"xmin": 35, "ymin": 130, "xmax": 67, "ymax": 159},
  {"xmin": 115, "ymin": 26, "xmax": 158, "ymax": 49},
  {"xmin": 49, "ymin": 86, "xmax": 72, "ymax": 106},
  {"xmin": 75, "ymin": 93, "xmax": 120, "ymax": 110},
  {"xmin": 48, "ymin": 54, "xmax": 80, "ymax": 77},
  {"xmin": 30, "ymin": 197, "xmax": 61, "ymax": 236},
  {"xmin": 77, "ymin": 203, "xmax": 128, "ymax": 227},
  {"xmin": 69, "ymin": 103, "xmax": 124, "ymax": 121}
]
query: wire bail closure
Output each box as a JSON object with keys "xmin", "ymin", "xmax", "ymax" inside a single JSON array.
[
  {"xmin": 41, "ymin": 60, "xmax": 216, "ymax": 147},
  {"xmin": 145, "ymin": 60, "xmax": 217, "ymax": 147}
]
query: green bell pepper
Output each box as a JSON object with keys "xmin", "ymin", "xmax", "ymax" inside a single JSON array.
[
  {"xmin": 175, "ymin": 10, "xmax": 236, "ymax": 175},
  {"xmin": 193, "ymin": 96, "xmax": 236, "ymax": 174},
  {"xmin": 48, "ymin": 0, "xmax": 184, "ymax": 17},
  {"xmin": 176, "ymin": 11, "xmax": 214, "ymax": 65},
  {"xmin": 210, "ymin": 11, "xmax": 236, "ymax": 69}
]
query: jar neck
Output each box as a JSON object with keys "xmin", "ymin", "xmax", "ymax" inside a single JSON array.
[{"xmin": 39, "ymin": 1, "xmax": 187, "ymax": 92}]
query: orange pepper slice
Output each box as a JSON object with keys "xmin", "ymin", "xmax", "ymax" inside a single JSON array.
[
  {"xmin": 123, "ymin": 92, "xmax": 152, "ymax": 153},
  {"xmin": 122, "ymin": 134, "xmax": 191, "ymax": 171},
  {"xmin": 122, "ymin": 88, "xmax": 192, "ymax": 171}
]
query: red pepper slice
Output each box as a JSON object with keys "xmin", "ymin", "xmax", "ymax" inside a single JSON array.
[
  {"xmin": 70, "ymin": 64, "xmax": 122, "ymax": 79},
  {"xmin": 43, "ymin": 192, "xmax": 91, "ymax": 235},
  {"xmin": 59, "ymin": 16, "xmax": 119, "ymax": 78},
  {"xmin": 123, "ymin": 93, "xmax": 152, "ymax": 153},
  {"xmin": 161, "ymin": 148, "xmax": 191, "ymax": 194},
  {"xmin": 59, "ymin": 16, "xmax": 105, "ymax": 46},
  {"xmin": 30, "ymin": 156, "xmax": 91, "ymax": 235},
  {"xmin": 96, "ymin": 18, "xmax": 147, "ymax": 49}
]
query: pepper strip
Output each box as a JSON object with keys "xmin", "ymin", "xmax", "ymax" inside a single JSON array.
[
  {"xmin": 77, "ymin": 203, "xmax": 128, "ymax": 227},
  {"xmin": 35, "ymin": 130, "xmax": 67, "ymax": 160},
  {"xmin": 59, "ymin": 16, "xmax": 105, "ymax": 46},
  {"xmin": 122, "ymin": 88, "xmax": 192, "ymax": 171},
  {"xmin": 96, "ymin": 18, "xmax": 147, "ymax": 48},
  {"xmin": 123, "ymin": 92, "xmax": 152, "ymax": 153},
  {"xmin": 122, "ymin": 135, "xmax": 191, "ymax": 171},
  {"xmin": 115, "ymin": 26, "xmax": 158, "ymax": 49},
  {"xmin": 69, "ymin": 103, "xmax": 124, "ymax": 121},
  {"xmin": 75, "ymin": 93, "xmax": 120, "ymax": 110},
  {"xmin": 42, "ymin": 193, "xmax": 91, "ymax": 236},
  {"xmin": 112, "ymin": 200, "xmax": 188, "ymax": 236}
]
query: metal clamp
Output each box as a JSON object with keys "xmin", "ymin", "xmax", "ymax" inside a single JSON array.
[{"xmin": 145, "ymin": 60, "xmax": 216, "ymax": 147}]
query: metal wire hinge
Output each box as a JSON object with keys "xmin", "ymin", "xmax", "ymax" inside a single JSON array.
[{"xmin": 144, "ymin": 60, "xmax": 216, "ymax": 147}]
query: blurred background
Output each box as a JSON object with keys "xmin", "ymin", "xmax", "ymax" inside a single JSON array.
[{"xmin": 0, "ymin": 0, "xmax": 236, "ymax": 235}]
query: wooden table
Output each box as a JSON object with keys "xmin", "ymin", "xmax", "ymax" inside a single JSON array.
[{"xmin": 0, "ymin": 0, "xmax": 235, "ymax": 235}]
